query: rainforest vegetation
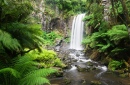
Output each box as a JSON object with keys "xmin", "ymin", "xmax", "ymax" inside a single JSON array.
[{"xmin": 0, "ymin": 0, "xmax": 130, "ymax": 85}]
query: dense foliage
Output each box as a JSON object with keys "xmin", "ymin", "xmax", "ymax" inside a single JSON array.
[
  {"xmin": 42, "ymin": 31, "xmax": 62, "ymax": 46},
  {"xmin": 0, "ymin": 0, "xmax": 65, "ymax": 85},
  {"xmin": 83, "ymin": 0, "xmax": 130, "ymax": 71},
  {"xmin": 0, "ymin": 48, "xmax": 61, "ymax": 85},
  {"xmin": 1, "ymin": 0, "xmax": 130, "ymax": 84},
  {"xmin": 45, "ymin": 0, "xmax": 87, "ymax": 19}
]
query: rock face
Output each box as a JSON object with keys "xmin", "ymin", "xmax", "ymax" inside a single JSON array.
[
  {"xmin": 31, "ymin": 0, "xmax": 45, "ymax": 23},
  {"xmin": 101, "ymin": 0, "xmax": 110, "ymax": 21}
]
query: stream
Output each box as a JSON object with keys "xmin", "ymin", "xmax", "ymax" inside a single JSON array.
[
  {"xmin": 50, "ymin": 13, "xmax": 130, "ymax": 85},
  {"xmin": 50, "ymin": 50, "xmax": 130, "ymax": 85}
]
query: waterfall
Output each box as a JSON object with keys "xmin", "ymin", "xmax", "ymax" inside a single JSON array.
[{"xmin": 70, "ymin": 14, "xmax": 85, "ymax": 50}]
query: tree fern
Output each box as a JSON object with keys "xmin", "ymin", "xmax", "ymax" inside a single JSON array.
[
  {"xmin": 0, "ymin": 67, "xmax": 20, "ymax": 78},
  {"xmin": 14, "ymin": 54, "xmax": 39, "ymax": 74},
  {"xmin": 19, "ymin": 68, "xmax": 56, "ymax": 85},
  {"xmin": 20, "ymin": 77, "xmax": 50, "ymax": 85},
  {"xmin": 96, "ymin": 43, "xmax": 111, "ymax": 52},
  {"xmin": 107, "ymin": 25, "xmax": 129, "ymax": 44},
  {"xmin": 0, "ymin": 29, "xmax": 21, "ymax": 51},
  {"xmin": 5, "ymin": 22, "xmax": 44, "ymax": 49},
  {"xmin": 111, "ymin": 47, "xmax": 127, "ymax": 55}
]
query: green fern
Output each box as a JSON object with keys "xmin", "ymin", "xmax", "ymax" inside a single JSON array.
[
  {"xmin": 5, "ymin": 22, "xmax": 44, "ymax": 49},
  {"xmin": 0, "ymin": 49, "xmax": 58, "ymax": 85},
  {"xmin": 107, "ymin": 25, "xmax": 129, "ymax": 44},
  {"xmin": 0, "ymin": 29, "xmax": 21, "ymax": 50},
  {"xmin": 0, "ymin": 67, "xmax": 20, "ymax": 78},
  {"xmin": 111, "ymin": 47, "xmax": 127, "ymax": 55},
  {"xmin": 108, "ymin": 60, "xmax": 123, "ymax": 71},
  {"xmin": 14, "ymin": 53, "xmax": 46, "ymax": 74},
  {"xmin": 19, "ymin": 68, "xmax": 57, "ymax": 85},
  {"xmin": 96, "ymin": 43, "xmax": 111, "ymax": 52}
]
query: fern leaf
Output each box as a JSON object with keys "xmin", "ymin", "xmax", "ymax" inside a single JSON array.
[
  {"xmin": 111, "ymin": 47, "xmax": 126, "ymax": 54},
  {"xmin": 107, "ymin": 25, "xmax": 129, "ymax": 43},
  {"xmin": 25, "ymin": 68, "xmax": 57, "ymax": 77},
  {"xmin": 14, "ymin": 55, "xmax": 38, "ymax": 73},
  {"xmin": 0, "ymin": 67, "xmax": 20, "ymax": 78},
  {"xmin": 0, "ymin": 29, "xmax": 21, "ymax": 50},
  {"xmin": 19, "ymin": 68, "xmax": 57, "ymax": 85},
  {"xmin": 20, "ymin": 77, "xmax": 50, "ymax": 85}
]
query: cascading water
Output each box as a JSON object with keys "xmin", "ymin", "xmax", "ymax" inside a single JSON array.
[
  {"xmin": 70, "ymin": 14, "xmax": 85, "ymax": 50},
  {"xmin": 68, "ymin": 14, "xmax": 109, "ymax": 84},
  {"xmin": 50, "ymin": 14, "xmax": 130, "ymax": 85}
]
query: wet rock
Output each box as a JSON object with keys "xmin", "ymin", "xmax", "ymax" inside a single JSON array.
[
  {"xmin": 86, "ymin": 61, "xmax": 93, "ymax": 66},
  {"xmin": 55, "ymin": 71, "xmax": 64, "ymax": 77},
  {"xmin": 119, "ymin": 73, "xmax": 129, "ymax": 78},
  {"xmin": 101, "ymin": 56, "xmax": 111, "ymax": 66},
  {"xmin": 114, "ymin": 70, "xmax": 124, "ymax": 74},
  {"xmin": 90, "ymin": 66, "xmax": 97, "ymax": 71},
  {"xmin": 128, "ymin": 73, "xmax": 130, "ymax": 77},
  {"xmin": 73, "ymin": 59, "xmax": 78, "ymax": 62},
  {"xmin": 75, "ymin": 65, "xmax": 86, "ymax": 72},
  {"xmin": 52, "ymin": 67, "xmax": 64, "ymax": 77},
  {"xmin": 64, "ymin": 78, "xmax": 71, "ymax": 85},
  {"xmin": 90, "ymin": 80, "xmax": 101, "ymax": 85},
  {"xmin": 86, "ymin": 67, "xmax": 91, "ymax": 72},
  {"xmin": 81, "ymin": 79, "xmax": 87, "ymax": 85}
]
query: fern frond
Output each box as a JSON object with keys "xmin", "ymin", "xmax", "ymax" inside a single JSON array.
[
  {"xmin": 0, "ymin": 67, "xmax": 20, "ymax": 78},
  {"xmin": 107, "ymin": 25, "xmax": 129, "ymax": 43},
  {"xmin": 5, "ymin": 22, "xmax": 43, "ymax": 49},
  {"xmin": 111, "ymin": 47, "xmax": 126, "ymax": 54},
  {"xmin": 96, "ymin": 43, "xmax": 111, "ymax": 52},
  {"xmin": 14, "ymin": 55, "xmax": 38, "ymax": 74},
  {"xmin": 19, "ymin": 68, "xmax": 57, "ymax": 85},
  {"xmin": 0, "ymin": 29, "xmax": 21, "ymax": 50},
  {"xmin": 20, "ymin": 77, "xmax": 50, "ymax": 85}
]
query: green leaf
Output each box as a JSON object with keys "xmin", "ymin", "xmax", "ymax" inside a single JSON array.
[
  {"xmin": 19, "ymin": 68, "xmax": 57, "ymax": 85},
  {"xmin": 0, "ymin": 68, "xmax": 20, "ymax": 78}
]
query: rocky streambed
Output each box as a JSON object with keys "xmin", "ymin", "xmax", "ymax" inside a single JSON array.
[{"xmin": 48, "ymin": 42, "xmax": 130, "ymax": 85}]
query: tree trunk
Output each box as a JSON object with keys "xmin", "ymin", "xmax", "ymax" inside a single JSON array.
[
  {"xmin": 120, "ymin": 0, "xmax": 130, "ymax": 25},
  {"xmin": 120, "ymin": 0, "xmax": 130, "ymax": 37},
  {"xmin": 110, "ymin": 0, "xmax": 117, "ymax": 24}
]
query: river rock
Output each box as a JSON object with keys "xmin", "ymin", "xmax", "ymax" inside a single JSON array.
[
  {"xmin": 64, "ymin": 78, "xmax": 71, "ymax": 85},
  {"xmin": 128, "ymin": 73, "xmax": 130, "ymax": 77},
  {"xmin": 119, "ymin": 73, "xmax": 129, "ymax": 78},
  {"xmin": 90, "ymin": 80, "xmax": 101, "ymax": 85},
  {"xmin": 114, "ymin": 70, "xmax": 124, "ymax": 74},
  {"xmin": 90, "ymin": 66, "xmax": 97, "ymax": 70},
  {"xmin": 75, "ymin": 65, "xmax": 87, "ymax": 72},
  {"xmin": 86, "ymin": 61, "xmax": 93, "ymax": 66},
  {"xmin": 55, "ymin": 70, "xmax": 63, "ymax": 77}
]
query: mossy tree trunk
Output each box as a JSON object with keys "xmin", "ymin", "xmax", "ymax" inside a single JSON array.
[{"xmin": 120, "ymin": 0, "xmax": 130, "ymax": 37}]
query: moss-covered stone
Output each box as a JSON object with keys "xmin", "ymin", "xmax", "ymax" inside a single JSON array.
[{"xmin": 90, "ymin": 80, "xmax": 101, "ymax": 85}]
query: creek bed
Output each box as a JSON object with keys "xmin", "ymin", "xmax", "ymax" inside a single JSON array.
[{"xmin": 50, "ymin": 51, "xmax": 130, "ymax": 85}]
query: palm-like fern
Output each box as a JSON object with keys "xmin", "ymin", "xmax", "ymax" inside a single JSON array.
[
  {"xmin": 83, "ymin": 24, "xmax": 129, "ymax": 54},
  {"xmin": 19, "ymin": 68, "xmax": 56, "ymax": 85},
  {"xmin": 0, "ymin": 29, "xmax": 21, "ymax": 51},
  {"xmin": 3, "ymin": 23, "xmax": 44, "ymax": 50},
  {"xmin": 0, "ymin": 49, "xmax": 58, "ymax": 85}
]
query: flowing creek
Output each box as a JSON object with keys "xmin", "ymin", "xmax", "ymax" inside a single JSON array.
[
  {"xmin": 50, "ymin": 51, "xmax": 130, "ymax": 85},
  {"xmin": 50, "ymin": 14, "xmax": 130, "ymax": 85}
]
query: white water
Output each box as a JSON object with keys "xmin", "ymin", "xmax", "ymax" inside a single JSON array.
[
  {"xmin": 69, "ymin": 13, "xmax": 108, "ymax": 78},
  {"xmin": 70, "ymin": 14, "xmax": 85, "ymax": 50}
]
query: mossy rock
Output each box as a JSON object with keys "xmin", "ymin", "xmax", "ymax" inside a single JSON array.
[
  {"xmin": 119, "ymin": 73, "xmax": 129, "ymax": 78},
  {"xmin": 64, "ymin": 78, "xmax": 71, "ymax": 85},
  {"xmin": 90, "ymin": 80, "xmax": 101, "ymax": 85}
]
